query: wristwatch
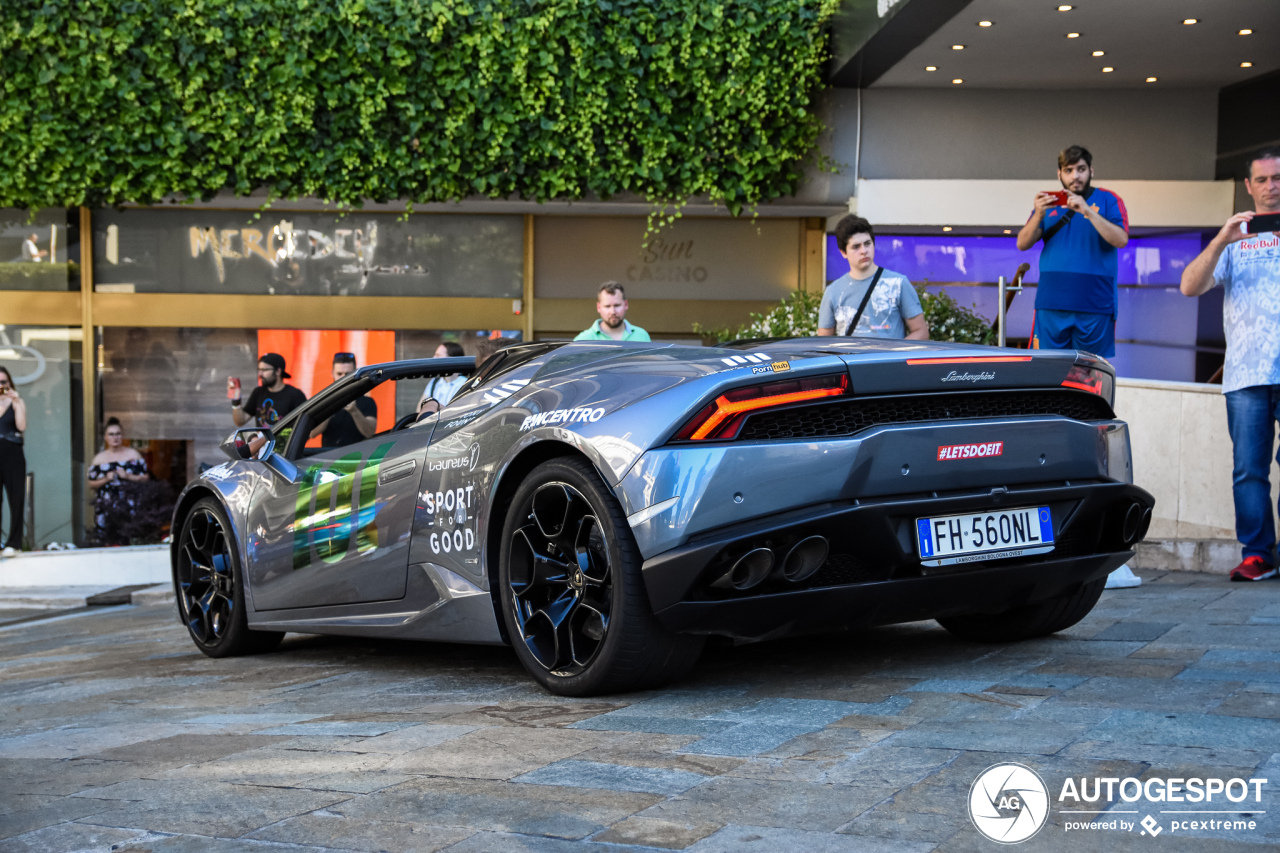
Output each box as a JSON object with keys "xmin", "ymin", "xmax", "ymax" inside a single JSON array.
[{"xmin": 231, "ymin": 398, "xmax": 243, "ymax": 408}]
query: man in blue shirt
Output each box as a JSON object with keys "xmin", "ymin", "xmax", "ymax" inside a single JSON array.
[
  {"xmin": 818, "ymin": 215, "xmax": 928, "ymax": 340},
  {"xmin": 1017, "ymin": 145, "xmax": 1129, "ymax": 357},
  {"xmin": 1181, "ymin": 147, "xmax": 1280, "ymax": 582}
]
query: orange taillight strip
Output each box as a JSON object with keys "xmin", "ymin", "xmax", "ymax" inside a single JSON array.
[
  {"xmin": 905, "ymin": 356, "xmax": 1033, "ymax": 365},
  {"xmin": 690, "ymin": 386, "xmax": 847, "ymax": 440},
  {"xmin": 1061, "ymin": 379, "xmax": 1103, "ymax": 395}
]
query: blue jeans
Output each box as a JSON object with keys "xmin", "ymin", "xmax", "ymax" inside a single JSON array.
[{"xmin": 1225, "ymin": 385, "xmax": 1280, "ymax": 562}]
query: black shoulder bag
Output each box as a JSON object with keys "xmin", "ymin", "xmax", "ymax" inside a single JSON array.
[
  {"xmin": 842, "ymin": 266, "xmax": 886, "ymax": 337},
  {"xmin": 1041, "ymin": 209, "xmax": 1075, "ymax": 242}
]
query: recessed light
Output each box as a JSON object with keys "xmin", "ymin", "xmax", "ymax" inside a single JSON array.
[
  {"xmin": 1066, "ymin": 32, "xmax": 1080, "ymax": 38},
  {"xmin": 943, "ymin": 226, "xmax": 953, "ymax": 232},
  {"xmin": 952, "ymin": 44, "xmax": 965, "ymax": 50},
  {"xmin": 1092, "ymin": 50, "xmax": 1105, "ymax": 56},
  {"xmin": 1183, "ymin": 18, "xmax": 1198, "ymax": 25},
  {"xmin": 1003, "ymin": 229, "xmax": 1012, "ymax": 234},
  {"xmin": 925, "ymin": 65, "xmax": 937, "ymax": 71},
  {"xmin": 1146, "ymin": 76, "xmax": 1158, "ymax": 83},
  {"xmin": 1239, "ymin": 29, "xmax": 1253, "ymax": 35},
  {"xmin": 1058, "ymin": 5, "xmax": 1073, "ymax": 10},
  {"xmin": 1241, "ymin": 61, "xmax": 1253, "ymax": 68},
  {"xmin": 952, "ymin": 78, "xmax": 963, "ymax": 84},
  {"xmin": 1102, "ymin": 67, "xmax": 1114, "ymax": 72},
  {"xmin": 978, "ymin": 20, "xmax": 993, "ymax": 27}
]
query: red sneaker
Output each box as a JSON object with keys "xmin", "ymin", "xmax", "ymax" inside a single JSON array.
[{"xmin": 1230, "ymin": 556, "xmax": 1278, "ymax": 582}]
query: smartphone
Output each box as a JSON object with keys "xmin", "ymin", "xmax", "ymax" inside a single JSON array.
[
  {"xmin": 227, "ymin": 377, "xmax": 242, "ymax": 399},
  {"xmin": 1043, "ymin": 190, "xmax": 1069, "ymax": 206},
  {"xmin": 1246, "ymin": 212, "xmax": 1280, "ymax": 234}
]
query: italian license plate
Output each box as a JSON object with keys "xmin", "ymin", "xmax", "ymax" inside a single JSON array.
[{"xmin": 916, "ymin": 506, "xmax": 1055, "ymax": 567}]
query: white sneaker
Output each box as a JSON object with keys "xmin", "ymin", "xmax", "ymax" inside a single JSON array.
[
  {"xmin": 0, "ymin": 546, "xmax": 16, "ymax": 558},
  {"xmin": 1106, "ymin": 564, "xmax": 1142, "ymax": 589}
]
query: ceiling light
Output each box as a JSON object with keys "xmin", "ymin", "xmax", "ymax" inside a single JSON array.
[
  {"xmin": 952, "ymin": 78, "xmax": 963, "ymax": 84},
  {"xmin": 1241, "ymin": 61, "xmax": 1253, "ymax": 68},
  {"xmin": 1058, "ymin": 5, "xmax": 1073, "ymax": 10},
  {"xmin": 925, "ymin": 65, "xmax": 937, "ymax": 71},
  {"xmin": 1066, "ymin": 32, "xmax": 1080, "ymax": 38},
  {"xmin": 1239, "ymin": 29, "xmax": 1252, "ymax": 35},
  {"xmin": 943, "ymin": 226, "xmax": 953, "ymax": 232},
  {"xmin": 1102, "ymin": 67, "xmax": 1114, "ymax": 73},
  {"xmin": 1146, "ymin": 76, "xmax": 1158, "ymax": 83},
  {"xmin": 1092, "ymin": 50, "xmax": 1105, "ymax": 56},
  {"xmin": 1183, "ymin": 18, "xmax": 1198, "ymax": 25},
  {"xmin": 1003, "ymin": 229, "xmax": 1012, "ymax": 234},
  {"xmin": 978, "ymin": 21, "xmax": 993, "ymax": 27},
  {"xmin": 952, "ymin": 44, "xmax": 965, "ymax": 50}
]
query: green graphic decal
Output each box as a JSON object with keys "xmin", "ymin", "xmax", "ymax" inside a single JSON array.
[{"xmin": 292, "ymin": 442, "xmax": 395, "ymax": 571}]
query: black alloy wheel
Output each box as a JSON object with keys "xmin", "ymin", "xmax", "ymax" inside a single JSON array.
[
  {"xmin": 175, "ymin": 497, "xmax": 283, "ymax": 657},
  {"xmin": 499, "ymin": 457, "xmax": 702, "ymax": 696},
  {"xmin": 508, "ymin": 481, "xmax": 612, "ymax": 675}
]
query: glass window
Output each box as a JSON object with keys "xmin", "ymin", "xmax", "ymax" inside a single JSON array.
[
  {"xmin": 0, "ymin": 325, "xmax": 81, "ymax": 547},
  {"xmin": 0, "ymin": 209, "xmax": 79, "ymax": 291},
  {"xmin": 92, "ymin": 209, "xmax": 523, "ymax": 297}
]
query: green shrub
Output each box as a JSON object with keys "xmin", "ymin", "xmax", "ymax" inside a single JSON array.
[
  {"xmin": 695, "ymin": 284, "xmax": 995, "ymax": 345},
  {"xmin": 0, "ymin": 0, "xmax": 838, "ymax": 212}
]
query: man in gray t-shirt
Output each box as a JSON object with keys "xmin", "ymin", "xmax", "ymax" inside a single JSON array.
[{"xmin": 818, "ymin": 215, "xmax": 928, "ymax": 340}]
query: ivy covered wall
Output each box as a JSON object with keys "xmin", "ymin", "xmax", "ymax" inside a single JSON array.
[{"xmin": 0, "ymin": 0, "xmax": 838, "ymax": 212}]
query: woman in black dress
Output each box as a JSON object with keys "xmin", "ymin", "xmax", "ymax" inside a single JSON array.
[
  {"xmin": 87, "ymin": 417, "xmax": 149, "ymax": 546},
  {"xmin": 0, "ymin": 366, "xmax": 27, "ymax": 557}
]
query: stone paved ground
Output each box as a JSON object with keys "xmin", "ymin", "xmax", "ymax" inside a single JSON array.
[{"xmin": 1, "ymin": 570, "xmax": 1278, "ymax": 852}]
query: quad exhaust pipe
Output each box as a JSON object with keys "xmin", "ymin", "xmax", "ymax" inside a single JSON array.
[{"xmin": 711, "ymin": 536, "xmax": 830, "ymax": 591}]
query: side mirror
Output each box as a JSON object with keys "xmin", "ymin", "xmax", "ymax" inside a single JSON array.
[{"xmin": 223, "ymin": 427, "xmax": 275, "ymax": 462}]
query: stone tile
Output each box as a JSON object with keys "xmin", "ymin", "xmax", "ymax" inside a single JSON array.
[
  {"xmin": 332, "ymin": 776, "xmax": 660, "ymax": 840},
  {"xmin": 680, "ymin": 724, "xmax": 816, "ymax": 757},
  {"xmin": 827, "ymin": 714, "xmax": 922, "ymax": 739},
  {"xmin": 1211, "ymin": 691, "xmax": 1280, "ymax": 720},
  {"xmin": 433, "ymin": 702, "xmax": 627, "ymax": 728},
  {"xmin": 0, "ymin": 823, "xmax": 152, "ymax": 853},
  {"xmin": 381, "ymin": 725, "xmax": 611, "ymax": 779},
  {"xmin": 824, "ymin": 746, "xmax": 962, "ymax": 788},
  {"xmin": 441, "ymin": 831, "xmax": 666, "ymax": 852},
  {"xmin": 325, "ymin": 723, "xmax": 479, "ymax": 753},
  {"xmin": 569, "ymin": 747, "xmax": 742, "ymax": 777},
  {"xmin": 1032, "ymin": 657, "xmax": 1186, "ymax": 679},
  {"xmin": 247, "ymin": 813, "xmax": 474, "ymax": 852},
  {"xmin": 570, "ymin": 714, "xmax": 734, "ymax": 736},
  {"xmin": 82, "ymin": 733, "xmax": 290, "ymax": 765},
  {"xmin": 1053, "ymin": 677, "xmax": 1236, "ymax": 712},
  {"xmin": 0, "ymin": 796, "xmax": 118, "ymax": 840},
  {"xmin": 686, "ymin": 823, "xmax": 936, "ymax": 852},
  {"xmin": 159, "ymin": 746, "xmax": 398, "ymax": 787},
  {"xmin": 904, "ymin": 679, "xmax": 998, "ymax": 693},
  {"xmin": 74, "ymin": 781, "xmax": 348, "ymax": 837},
  {"xmin": 1060, "ymin": 739, "xmax": 1272, "ymax": 769},
  {"xmin": 837, "ymin": 807, "xmax": 959, "ymax": 844},
  {"xmin": 1090, "ymin": 621, "xmax": 1179, "ymax": 642},
  {"xmin": 638, "ymin": 777, "xmax": 892, "ymax": 832},
  {"xmin": 594, "ymin": 816, "xmax": 723, "ymax": 849},
  {"xmin": 707, "ymin": 697, "xmax": 895, "ymax": 727},
  {"xmin": 887, "ymin": 720, "xmax": 1087, "ymax": 755},
  {"xmin": 513, "ymin": 759, "xmax": 708, "ymax": 795},
  {"xmin": 990, "ymin": 673, "xmax": 1089, "ymax": 692},
  {"xmin": 253, "ymin": 721, "xmax": 416, "ymax": 737},
  {"xmin": 0, "ymin": 757, "xmax": 140, "ymax": 796},
  {"xmin": 1086, "ymin": 710, "xmax": 1280, "ymax": 751}
]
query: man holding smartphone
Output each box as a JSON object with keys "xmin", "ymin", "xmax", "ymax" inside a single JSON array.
[
  {"xmin": 229, "ymin": 352, "xmax": 306, "ymax": 429},
  {"xmin": 1017, "ymin": 145, "xmax": 1129, "ymax": 357},
  {"xmin": 1180, "ymin": 147, "xmax": 1280, "ymax": 582}
]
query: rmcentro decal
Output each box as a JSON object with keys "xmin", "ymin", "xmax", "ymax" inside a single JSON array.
[{"xmin": 519, "ymin": 407, "xmax": 606, "ymax": 431}]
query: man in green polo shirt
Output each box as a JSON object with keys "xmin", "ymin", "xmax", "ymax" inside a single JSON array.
[{"xmin": 575, "ymin": 281, "xmax": 651, "ymax": 342}]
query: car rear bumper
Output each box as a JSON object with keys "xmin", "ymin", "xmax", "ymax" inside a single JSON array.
[{"xmin": 641, "ymin": 479, "xmax": 1152, "ymax": 640}]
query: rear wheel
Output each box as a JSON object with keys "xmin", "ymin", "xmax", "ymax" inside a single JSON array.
[
  {"xmin": 498, "ymin": 457, "xmax": 702, "ymax": 696},
  {"xmin": 936, "ymin": 577, "xmax": 1106, "ymax": 643},
  {"xmin": 175, "ymin": 497, "xmax": 284, "ymax": 657}
]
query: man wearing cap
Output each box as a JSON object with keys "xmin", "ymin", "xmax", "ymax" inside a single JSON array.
[{"xmin": 229, "ymin": 353, "xmax": 307, "ymax": 428}]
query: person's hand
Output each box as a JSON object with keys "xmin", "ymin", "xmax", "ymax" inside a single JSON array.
[
  {"xmin": 1065, "ymin": 192, "xmax": 1093, "ymax": 215},
  {"xmin": 1032, "ymin": 192, "xmax": 1056, "ymax": 214},
  {"xmin": 1214, "ymin": 211, "xmax": 1255, "ymax": 246}
]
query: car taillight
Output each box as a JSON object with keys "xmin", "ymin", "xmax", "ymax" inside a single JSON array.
[
  {"xmin": 1062, "ymin": 364, "xmax": 1114, "ymax": 403},
  {"xmin": 675, "ymin": 374, "xmax": 849, "ymax": 441}
]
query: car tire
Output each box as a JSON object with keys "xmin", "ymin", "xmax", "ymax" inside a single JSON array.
[
  {"xmin": 174, "ymin": 497, "xmax": 284, "ymax": 658},
  {"xmin": 498, "ymin": 457, "xmax": 703, "ymax": 696},
  {"xmin": 935, "ymin": 576, "xmax": 1106, "ymax": 643}
]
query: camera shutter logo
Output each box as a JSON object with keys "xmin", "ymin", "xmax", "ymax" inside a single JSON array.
[{"xmin": 969, "ymin": 763, "xmax": 1050, "ymax": 843}]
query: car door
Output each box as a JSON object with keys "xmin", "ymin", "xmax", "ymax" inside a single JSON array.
[{"xmin": 246, "ymin": 424, "xmax": 431, "ymax": 611}]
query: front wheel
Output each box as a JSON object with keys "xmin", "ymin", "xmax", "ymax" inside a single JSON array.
[
  {"xmin": 498, "ymin": 457, "xmax": 702, "ymax": 696},
  {"xmin": 175, "ymin": 497, "xmax": 284, "ymax": 657},
  {"xmin": 936, "ymin": 577, "xmax": 1106, "ymax": 643}
]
